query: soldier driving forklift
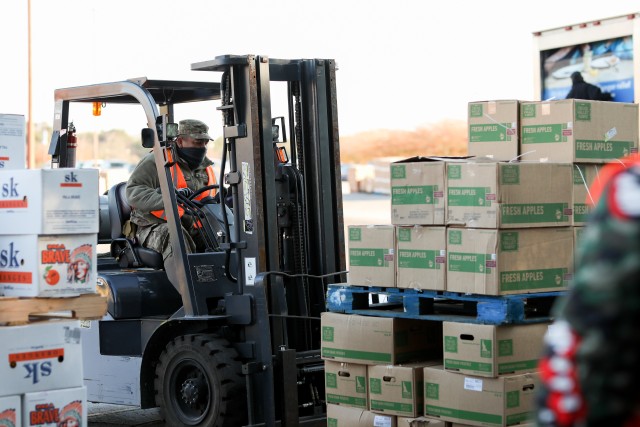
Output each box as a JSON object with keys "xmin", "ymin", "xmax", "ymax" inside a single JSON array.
[{"xmin": 49, "ymin": 54, "xmax": 346, "ymax": 426}]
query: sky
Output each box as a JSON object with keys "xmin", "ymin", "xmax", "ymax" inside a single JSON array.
[{"xmin": 1, "ymin": 0, "xmax": 637, "ymax": 139}]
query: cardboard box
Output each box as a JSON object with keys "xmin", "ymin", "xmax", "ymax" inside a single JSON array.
[
  {"xmin": 321, "ymin": 312, "xmax": 442, "ymax": 365},
  {"xmin": 443, "ymin": 322, "xmax": 548, "ymax": 378},
  {"xmin": 0, "ymin": 395, "xmax": 21, "ymax": 427},
  {"xmin": 0, "ymin": 320, "xmax": 83, "ymax": 396},
  {"xmin": 391, "ymin": 158, "xmax": 446, "ymax": 225},
  {"xmin": 396, "ymin": 226, "xmax": 446, "ymax": 291},
  {"xmin": 348, "ymin": 225, "xmax": 395, "ymax": 287},
  {"xmin": 0, "ymin": 168, "xmax": 99, "ymax": 235},
  {"xmin": 520, "ymin": 100, "xmax": 639, "ymax": 163},
  {"xmin": 398, "ymin": 417, "xmax": 446, "ymax": 427},
  {"xmin": 572, "ymin": 164, "xmax": 601, "ymax": 226},
  {"xmin": 446, "ymin": 227, "xmax": 573, "ymax": 295},
  {"xmin": 573, "ymin": 226, "xmax": 586, "ymax": 268},
  {"xmin": 369, "ymin": 362, "xmax": 440, "ymax": 417},
  {"xmin": 446, "ymin": 423, "xmax": 533, "ymax": 427},
  {"xmin": 325, "ymin": 361, "xmax": 368, "ymax": 409},
  {"xmin": 0, "ymin": 233, "xmax": 98, "ymax": 297},
  {"xmin": 424, "ymin": 366, "xmax": 537, "ymax": 427},
  {"xmin": 0, "ymin": 114, "xmax": 26, "ymax": 169},
  {"xmin": 327, "ymin": 403, "xmax": 396, "ymax": 427},
  {"xmin": 23, "ymin": 386, "xmax": 87, "ymax": 427},
  {"xmin": 446, "ymin": 161, "xmax": 573, "ymax": 228},
  {"xmin": 468, "ymin": 101, "xmax": 520, "ymax": 161}
]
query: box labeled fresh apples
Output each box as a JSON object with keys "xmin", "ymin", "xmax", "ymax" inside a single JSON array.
[
  {"xmin": 0, "ymin": 168, "xmax": 99, "ymax": 235},
  {"xmin": 23, "ymin": 386, "xmax": 87, "ymax": 427},
  {"xmin": 0, "ymin": 320, "xmax": 83, "ymax": 396},
  {"xmin": 0, "ymin": 234, "xmax": 97, "ymax": 297},
  {"xmin": 0, "ymin": 114, "xmax": 26, "ymax": 169}
]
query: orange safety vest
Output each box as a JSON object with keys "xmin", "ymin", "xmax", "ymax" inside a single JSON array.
[{"xmin": 151, "ymin": 151, "xmax": 217, "ymax": 221}]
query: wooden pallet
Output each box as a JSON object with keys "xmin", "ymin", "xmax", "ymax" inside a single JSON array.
[
  {"xmin": 0, "ymin": 293, "xmax": 108, "ymax": 325},
  {"xmin": 326, "ymin": 284, "xmax": 564, "ymax": 325}
]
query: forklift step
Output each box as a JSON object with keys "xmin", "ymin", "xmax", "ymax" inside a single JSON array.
[
  {"xmin": 0, "ymin": 293, "xmax": 107, "ymax": 325},
  {"xmin": 326, "ymin": 284, "xmax": 564, "ymax": 325}
]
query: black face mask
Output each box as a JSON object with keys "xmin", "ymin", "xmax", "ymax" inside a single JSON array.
[{"xmin": 177, "ymin": 147, "xmax": 207, "ymax": 169}]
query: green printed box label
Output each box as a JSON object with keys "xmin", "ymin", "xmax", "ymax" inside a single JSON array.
[
  {"xmin": 322, "ymin": 326, "xmax": 334, "ymax": 342},
  {"xmin": 498, "ymin": 359, "xmax": 539, "ymax": 374},
  {"xmin": 501, "ymin": 203, "xmax": 569, "ymax": 224},
  {"xmin": 448, "ymin": 229, "xmax": 462, "ymax": 245},
  {"xmin": 507, "ymin": 390, "xmax": 520, "ymax": 408},
  {"xmin": 448, "ymin": 187, "xmax": 492, "ymax": 207},
  {"xmin": 500, "ymin": 268, "xmax": 568, "ymax": 291},
  {"xmin": 575, "ymin": 102, "xmax": 591, "ymax": 121},
  {"xmin": 469, "ymin": 123, "xmax": 511, "ymax": 143},
  {"xmin": 507, "ymin": 412, "xmax": 533, "ymax": 425},
  {"xmin": 402, "ymin": 381, "xmax": 413, "ymax": 399},
  {"xmin": 444, "ymin": 359, "xmax": 492, "ymax": 373},
  {"xmin": 575, "ymin": 140, "xmax": 634, "ymax": 159},
  {"xmin": 349, "ymin": 227, "xmax": 361, "ymax": 241},
  {"xmin": 356, "ymin": 376, "xmax": 366, "ymax": 393},
  {"xmin": 398, "ymin": 249, "xmax": 439, "ymax": 269},
  {"xmin": 325, "ymin": 373, "xmax": 337, "ymax": 388},
  {"xmin": 500, "ymin": 232, "xmax": 519, "ymax": 251},
  {"xmin": 444, "ymin": 336, "xmax": 458, "ymax": 353},
  {"xmin": 391, "ymin": 164, "xmax": 406, "ymax": 179},
  {"xmin": 574, "ymin": 203, "xmax": 591, "ymax": 223},
  {"xmin": 392, "ymin": 185, "xmax": 437, "ymax": 205},
  {"xmin": 469, "ymin": 103, "xmax": 483, "ymax": 118},
  {"xmin": 522, "ymin": 104, "xmax": 536, "ymax": 118},
  {"xmin": 398, "ymin": 227, "xmax": 411, "ymax": 242},
  {"xmin": 328, "ymin": 418, "xmax": 337, "ymax": 427},
  {"xmin": 326, "ymin": 394, "xmax": 367, "ymax": 408},
  {"xmin": 521, "ymin": 124, "xmax": 566, "ymax": 144},
  {"xmin": 371, "ymin": 400, "xmax": 413, "ymax": 414},
  {"xmin": 370, "ymin": 378, "xmax": 382, "ymax": 394},
  {"xmin": 573, "ymin": 165, "xmax": 588, "ymax": 184},
  {"xmin": 480, "ymin": 339, "xmax": 492, "ymax": 358},
  {"xmin": 349, "ymin": 248, "xmax": 389, "ymax": 267},
  {"xmin": 322, "ymin": 347, "xmax": 391, "ymax": 363},
  {"xmin": 448, "ymin": 252, "xmax": 491, "ymax": 274},
  {"xmin": 448, "ymin": 165, "xmax": 462, "ymax": 179},
  {"xmin": 426, "ymin": 382, "xmax": 439, "ymax": 400},
  {"xmin": 500, "ymin": 164, "xmax": 520, "ymax": 184},
  {"xmin": 498, "ymin": 339, "xmax": 513, "ymax": 357},
  {"xmin": 425, "ymin": 405, "xmax": 502, "ymax": 425}
]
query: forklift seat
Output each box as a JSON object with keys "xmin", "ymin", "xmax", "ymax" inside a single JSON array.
[{"xmin": 108, "ymin": 182, "xmax": 164, "ymax": 269}]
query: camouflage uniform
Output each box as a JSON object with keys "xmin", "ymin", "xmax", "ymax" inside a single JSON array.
[
  {"xmin": 536, "ymin": 161, "xmax": 640, "ymax": 426},
  {"xmin": 126, "ymin": 120, "xmax": 214, "ymax": 262}
]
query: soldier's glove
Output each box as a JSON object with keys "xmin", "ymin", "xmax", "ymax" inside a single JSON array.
[{"xmin": 176, "ymin": 187, "xmax": 194, "ymax": 199}]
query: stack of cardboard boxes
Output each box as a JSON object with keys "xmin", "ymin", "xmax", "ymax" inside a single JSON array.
[
  {"xmin": 0, "ymin": 114, "xmax": 101, "ymax": 427},
  {"xmin": 327, "ymin": 99, "xmax": 638, "ymax": 426}
]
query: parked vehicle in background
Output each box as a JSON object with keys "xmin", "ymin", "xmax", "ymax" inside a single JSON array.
[{"xmin": 77, "ymin": 159, "xmax": 135, "ymax": 194}]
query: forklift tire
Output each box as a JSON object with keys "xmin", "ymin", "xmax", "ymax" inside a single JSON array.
[{"xmin": 154, "ymin": 334, "xmax": 246, "ymax": 427}]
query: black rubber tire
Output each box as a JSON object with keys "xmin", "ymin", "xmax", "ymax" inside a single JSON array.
[{"xmin": 154, "ymin": 334, "xmax": 246, "ymax": 427}]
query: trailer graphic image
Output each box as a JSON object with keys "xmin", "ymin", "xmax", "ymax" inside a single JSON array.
[{"xmin": 49, "ymin": 55, "xmax": 346, "ymax": 426}]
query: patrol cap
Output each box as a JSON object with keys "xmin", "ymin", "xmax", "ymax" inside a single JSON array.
[{"xmin": 179, "ymin": 119, "xmax": 212, "ymax": 140}]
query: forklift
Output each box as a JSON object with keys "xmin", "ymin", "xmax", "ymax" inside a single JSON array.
[{"xmin": 49, "ymin": 54, "xmax": 346, "ymax": 426}]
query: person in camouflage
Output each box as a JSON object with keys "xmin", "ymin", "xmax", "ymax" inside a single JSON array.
[
  {"xmin": 126, "ymin": 119, "xmax": 217, "ymax": 263},
  {"xmin": 536, "ymin": 155, "xmax": 640, "ymax": 426}
]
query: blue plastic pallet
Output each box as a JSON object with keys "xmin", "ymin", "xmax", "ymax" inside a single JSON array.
[{"xmin": 325, "ymin": 284, "xmax": 565, "ymax": 325}]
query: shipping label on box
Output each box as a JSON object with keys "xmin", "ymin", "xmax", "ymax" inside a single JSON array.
[
  {"xmin": 327, "ymin": 403, "xmax": 397, "ymax": 427},
  {"xmin": 424, "ymin": 366, "xmax": 537, "ymax": 427},
  {"xmin": 369, "ymin": 362, "xmax": 440, "ymax": 417},
  {"xmin": 321, "ymin": 312, "xmax": 441, "ymax": 365},
  {"xmin": 520, "ymin": 100, "xmax": 639, "ymax": 163},
  {"xmin": 468, "ymin": 101, "xmax": 520, "ymax": 161},
  {"xmin": 23, "ymin": 386, "xmax": 87, "ymax": 427},
  {"xmin": 348, "ymin": 225, "xmax": 395, "ymax": 287},
  {"xmin": 447, "ymin": 162, "xmax": 573, "ymax": 228},
  {"xmin": 572, "ymin": 164, "xmax": 601, "ymax": 226},
  {"xmin": 396, "ymin": 226, "xmax": 446, "ymax": 291},
  {"xmin": 443, "ymin": 322, "xmax": 549, "ymax": 378},
  {"xmin": 0, "ymin": 114, "xmax": 26, "ymax": 170},
  {"xmin": 0, "ymin": 320, "xmax": 83, "ymax": 396},
  {"xmin": 325, "ymin": 361, "xmax": 368, "ymax": 409},
  {"xmin": 0, "ymin": 395, "xmax": 21, "ymax": 427},
  {"xmin": 0, "ymin": 234, "xmax": 97, "ymax": 297},
  {"xmin": 446, "ymin": 228, "xmax": 573, "ymax": 295},
  {"xmin": 391, "ymin": 159, "xmax": 446, "ymax": 225},
  {"xmin": 0, "ymin": 168, "xmax": 99, "ymax": 235}
]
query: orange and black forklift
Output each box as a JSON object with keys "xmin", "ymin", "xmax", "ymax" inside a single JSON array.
[{"xmin": 49, "ymin": 55, "xmax": 346, "ymax": 426}]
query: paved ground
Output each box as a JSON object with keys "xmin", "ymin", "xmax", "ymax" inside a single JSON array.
[{"xmin": 88, "ymin": 187, "xmax": 389, "ymax": 426}]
